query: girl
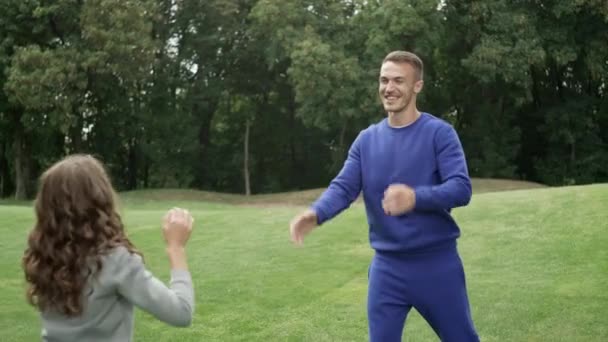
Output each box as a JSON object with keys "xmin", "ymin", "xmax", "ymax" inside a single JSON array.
[{"xmin": 22, "ymin": 154, "xmax": 195, "ymax": 341}]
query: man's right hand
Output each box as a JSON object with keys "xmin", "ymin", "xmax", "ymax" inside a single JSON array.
[{"xmin": 289, "ymin": 209, "xmax": 318, "ymax": 246}]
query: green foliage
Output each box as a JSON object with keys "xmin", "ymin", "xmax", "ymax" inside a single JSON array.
[{"xmin": 1, "ymin": 0, "xmax": 607, "ymax": 197}]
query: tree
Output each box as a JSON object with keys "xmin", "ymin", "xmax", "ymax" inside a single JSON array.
[{"xmin": 4, "ymin": 0, "xmax": 156, "ymax": 196}]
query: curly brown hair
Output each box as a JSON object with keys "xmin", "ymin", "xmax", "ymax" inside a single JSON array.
[{"xmin": 22, "ymin": 154, "xmax": 141, "ymax": 316}]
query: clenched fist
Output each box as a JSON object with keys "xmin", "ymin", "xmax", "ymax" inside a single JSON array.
[
  {"xmin": 382, "ymin": 184, "xmax": 416, "ymax": 216},
  {"xmin": 162, "ymin": 207, "xmax": 194, "ymax": 248}
]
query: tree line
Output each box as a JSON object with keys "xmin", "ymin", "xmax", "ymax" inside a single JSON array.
[{"xmin": 1, "ymin": 0, "xmax": 607, "ymax": 199}]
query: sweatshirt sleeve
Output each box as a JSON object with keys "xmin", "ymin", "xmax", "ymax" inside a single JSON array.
[
  {"xmin": 414, "ymin": 123, "xmax": 472, "ymax": 211},
  {"xmin": 109, "ymin": 247, "xmax": 194, "ymax": 327},
  {"xmin": 311, "ymin": 131, "xmax": 364, "ymax": 225}
]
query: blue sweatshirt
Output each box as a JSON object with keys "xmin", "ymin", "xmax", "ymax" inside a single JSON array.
[{"xmin": 311, "ymin": 113, "xmax": 472, "ymax": 253}]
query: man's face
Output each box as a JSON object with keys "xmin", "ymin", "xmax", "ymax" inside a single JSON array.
[{"xmin": 378, "ymin": 61, "xmax": 423, "ymax": 114}]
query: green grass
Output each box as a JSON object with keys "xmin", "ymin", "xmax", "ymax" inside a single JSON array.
[
  {"xmin": 0, "ymin": 184, "xmax": 606, "ymax": 341},
  {"xmin": 116, "ymin": 177, "xmax": 546, "ymax": 207}
]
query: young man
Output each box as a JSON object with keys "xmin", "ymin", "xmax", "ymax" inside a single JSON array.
[{"xmin": 289, "ymin": 51, "xmax": 479, "ymax": 341}]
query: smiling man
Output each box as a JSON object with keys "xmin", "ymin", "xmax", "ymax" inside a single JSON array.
[{"xmin": 289, "ymin": 51, "xmax": 479, "ymax": 341}]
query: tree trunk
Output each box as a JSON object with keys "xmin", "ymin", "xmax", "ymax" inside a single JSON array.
[
  {"xmin": 126, "ymin": 84, "xmax": 143, "ymax": 191},
  {"xmin": 69, "ymin": 110, "xmax": 84, "ymax": 153},
  {"xmin": 127, "ymin": 139, "xmax": 138, "ymax": 190},
  {"xmin": 331, "ymin": 122, "xmax": 348, "ymax": 173},
  {"xmin": 0, "ymin": 140, "xmax": 12, "ymax": 197},
  {"xmin": 530, "ymin": 66, "xmax": 542, "ymax": 110},
  {"xmin": 338, "ymin": 122, "xmax": 347, "ymax": 153},
  {"xmin": 195, "ymin": 99, "xmax": 218, "ymax": 188},
  {"xmin": 13, "ymin": 121, "xmax": 31, "ymax": 200},
  {"xmin": 568, "ymin": 126, "xmax": 576, "ymax": 181},
  {"xmin": 288, "ymin": 94, "xmax": 299, "ymax": 187},
  {"xmin": 143, "ymin": 155, "xmax": 149, "ymax": 188},
  {"xmin": 0, "ymin": 141, "xmax": 4, "ymax": 197},
  {"xmin": 552, "ymin": 61, "xmax": 565, "ymax": 102},
  {"xmin": 243, "ymin": 119, "xmax": 251, "ymax": 196}
]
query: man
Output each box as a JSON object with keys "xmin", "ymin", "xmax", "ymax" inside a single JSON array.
[{"xmin": 289, "ymin": 51, "xmax": 479, "ymax": 341}]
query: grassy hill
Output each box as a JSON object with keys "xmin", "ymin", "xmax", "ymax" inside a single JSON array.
[
  {"xmin": 118, "ymin": 177, "xmax": 547, "ymax": 207},
  {"xmin": 0, "ymin": 182, "xmax": 606, "ymax": 341}
]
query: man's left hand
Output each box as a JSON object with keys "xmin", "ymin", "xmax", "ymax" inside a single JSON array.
[{"xmin": 382, "ymin": 184, "xmax": 416, "ymax": 216}]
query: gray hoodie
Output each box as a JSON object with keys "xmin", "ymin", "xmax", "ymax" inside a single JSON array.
[{"xmin": 39, "ymin": 246, "xmax": 194, "ymax": 341}]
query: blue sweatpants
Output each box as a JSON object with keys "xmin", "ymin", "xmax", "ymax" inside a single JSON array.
[{"xmin": 367, "ymin": 246, "xmax": 479, "ymax": 341}]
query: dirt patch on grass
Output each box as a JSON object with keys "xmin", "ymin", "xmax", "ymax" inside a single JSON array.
[
  {"xmin": 120, "ymin": 188, "xmax": 327, "ymax": 206},
  {"xmin": 120, "ymin": 178, "xmax": 547, "ymax": 207},
  {"xmin": 471, "ymin": 178, "xmax": 546, "ymax": 193}
]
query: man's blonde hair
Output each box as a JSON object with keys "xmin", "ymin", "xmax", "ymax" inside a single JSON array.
[{"xmin": 383, "ymin": 51, "xmax": 424, "ymax": 80}]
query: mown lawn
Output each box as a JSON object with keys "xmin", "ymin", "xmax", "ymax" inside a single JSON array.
[{"xmin": 0, "ymin": 184, "xmax": 606, "ymax": 341}]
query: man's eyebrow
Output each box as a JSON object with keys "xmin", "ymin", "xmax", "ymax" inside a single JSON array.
[{"xmin": 379, "ymin": 76, "xmax": 406, "ymax": 80}]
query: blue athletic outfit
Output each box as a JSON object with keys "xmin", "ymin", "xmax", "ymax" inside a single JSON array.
[{"xmin": 311, "ymin": 113, "xmax": 479, "ymax": 341}]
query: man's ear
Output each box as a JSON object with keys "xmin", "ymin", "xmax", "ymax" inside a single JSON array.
[{"xmin": 414, "ymin": 80, "xmax": 424, "ymax": 94}]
